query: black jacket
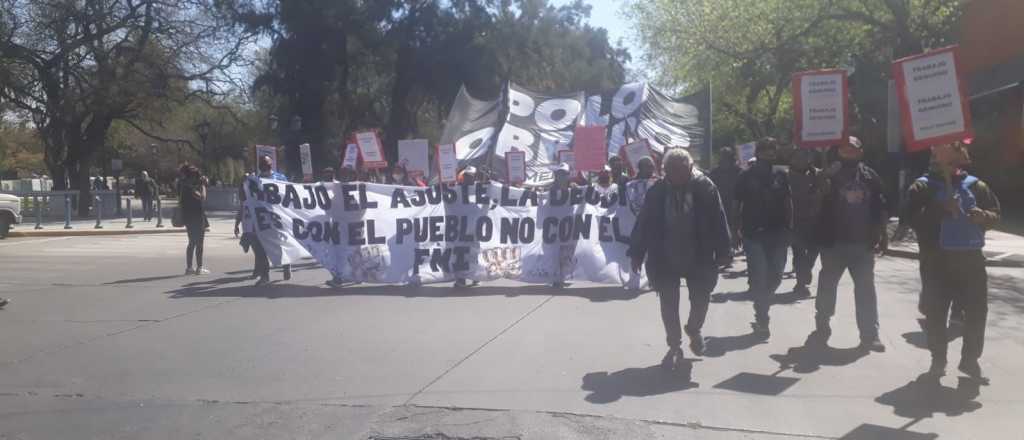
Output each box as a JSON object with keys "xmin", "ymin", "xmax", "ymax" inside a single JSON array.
[
  {"xmin": 627, "ymin": 173, "xmax": 731, "ymax": 282},
  {"xmin": 815, "ymin": 162, "xmax": 886, "ymax": 248}
]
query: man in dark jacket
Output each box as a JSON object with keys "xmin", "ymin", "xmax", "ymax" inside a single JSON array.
[
  {"xmin": 137, "ymin": 170, "xmax": 158, "ymax": 221},
  {"xmin": 812, "ymin": 137, "xmax": 887, "ymax": 352},
  {"xmin": 735, "ymin": 138, "xmax": 792, "ymax": 338},
  {"xmin": 789, "ymin": 149, "xmax": 826, "ymax": 297},
  {"xmin": 900, "ymin": 141, "xmax": 999, "ymax": 381},
  {"xmin": 710, "ymin": 147, "xmax": 742, "ymax": 251},
  {"xmin": 628, "ymin": 148, "xmax": 732, "ymax": 369}
]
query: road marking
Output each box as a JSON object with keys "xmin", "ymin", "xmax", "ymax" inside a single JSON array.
[{"xmin": 0, "ymin": 236, "xmax": 74, "ymax": 248}]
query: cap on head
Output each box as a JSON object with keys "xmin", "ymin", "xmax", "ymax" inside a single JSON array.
[{"xmin": 845, "ymin": 136, "xmax": 863, "ymax": 150}]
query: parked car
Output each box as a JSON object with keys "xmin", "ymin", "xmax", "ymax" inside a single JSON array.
[{"xmin": 0, "ymin": 193, "xmax": 22, "ymax": 238}]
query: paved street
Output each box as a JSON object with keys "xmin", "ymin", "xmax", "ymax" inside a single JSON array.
[{"xmin": 1, "ymin": 219, "xmax": 1023, "ymax": 439}]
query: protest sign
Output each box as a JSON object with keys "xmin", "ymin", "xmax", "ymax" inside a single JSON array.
[
  {"xmin": 342, "ymin": 144, "xmax": 359, "ymax": 170},
  {"xmin": 736, "ymin": 142, "xmax": 756, "ymax": 169},
  {"xmin": 507, "ymin": 150, "xmax": 527, "ymax": 184},
  {"xmin": 355, "ymin": 130, "xmax": 388, "ymax": 169},
  {"xmin": 557, "ymin": 150, "xmax": 576, "ymax": 174},
  {"xmin": 241, "ymin": 178, "xmax": 643, "ymax": 287},
  {"xmin": 254, "ymin": 145, "xmax": 279, "ymax": 171},
  {"xmin": 299, "ymin": 143, "xmax": 313, "ymax": 182},
  {"xmin": 398, "ymin": 139, "xmax": 430, "ymax": 177},
  {"xmin": 436, "ymin": 143, "xmax": 458, "ymax": 184},
  {"xmin": 792, "ymin": 69, "xmax": 848, "ymax": 148},
  {"xmin": 572, "ymin": 125, "xmax": 608, "ymax": 172},
  {"xmin": 622, "ymin": 140, "xmax": 653, "ymax": 173},
  {"xmin": 893, "ymin": 46, "xmax": 973, "ymax": 151}
]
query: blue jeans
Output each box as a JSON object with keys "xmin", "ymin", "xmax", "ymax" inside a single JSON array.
[
  {"xmin": 815, "ymin": 243, "xmax": 880, "ymax": 340},
  {"xmin": 746, "ymin": 230, "xmax": 789, "ymax": 323}
]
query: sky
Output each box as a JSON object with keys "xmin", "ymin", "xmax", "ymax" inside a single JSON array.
[{"xmin": 551, "ymin": 0, "xmax": 645, "ymax": 72}]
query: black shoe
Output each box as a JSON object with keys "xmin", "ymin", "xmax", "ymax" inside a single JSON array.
[
  {"xmin": 928, "ymin": 358, "xmax": 947, "ymax": 378},
  {"xmin": 686, "ymin": 329, "xmax": 705, "ymax": 356},
  {"xmin": 255, "ymin": 276, "xmax": 270, "ymax": 286},
  {"xmin": 958, "ymin": 358, "xmax": 989, "ymax": 384},
  {"xmin": 661, "ymin": 347, "xmax": 683, "ymax": 370},
  {"xmin": 454, "ymin": 278, "xmax": 467, "ymax": 288},
  {"xmin": 860, "ymin": 336, "xmax": 886, "ymax": 353},
  {"xmin": 794, "ymin": 284, "xmax": 811, "ymax": 297},
  {"xmin": 751, "ymin": 321, "xmax": 770, "ymax": 339},
  {"xmin": 283, "ymin": 266, "xmax": 292, "ymax": 281},
  {"xmin": 0, "ymin": 298, "xmax": 8, "ymax": 309}
]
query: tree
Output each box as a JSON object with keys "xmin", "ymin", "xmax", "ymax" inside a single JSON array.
[
  {"xmin": 0, "ymin": 0, "xmax": 258, "ymax": 215},
  {"xmin": 627, "ymin": 0, "xmax": 963, "ymax": 152}
]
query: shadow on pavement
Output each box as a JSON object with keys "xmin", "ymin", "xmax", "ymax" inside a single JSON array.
[
  {"xmin": 581, "ymin": 363, "xmax": 699, "ymax": 404},
  {"xmin": 902, "ymin": 319, "xmax": 962, "ymax": 351},
  {"xmin": 105, "ymin": 274, "xmax": 185, "ymax": 285},
  {"xmin": 875, "ymin": 374, "xmax": 982, "ymax": 420},
  {"xmin": 710, "ymin": 290, "xmax": 812, "ymax": 305},
  {"xmin": 769, "ymin": 334, "xmax": 870, "ymax": 374},
  {"xmin": 712, "ymin": 371, "xmax": 799, "ymax": 396},
  {"xmin": 838, "ymin": 423, "xmax": 938, "ymax": 440},
  {"xmin": 166, "ymin": 282, "xmax": 648, "ymax": 302},
  {"xmin": 702, "ymin": 332, "xmax": 769, "ymax": 358}
]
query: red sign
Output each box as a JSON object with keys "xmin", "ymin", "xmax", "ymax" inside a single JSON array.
[
  {"xmin": 354, "ymin": 130, "xmax": 388, "ymax": 169},
  {"xmin": 893, "ymin": 45, "xmax": 973, "ymax": 152},
  {"xmin": 792, "ymin": 69, "xmax": 849, "ymax": 148},
  {"xmin": 572, "ymin": 125, "xmax": 608, "ymax": 172}
]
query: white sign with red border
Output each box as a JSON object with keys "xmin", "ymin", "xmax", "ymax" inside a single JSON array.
[
  {"xmin": 792, "ymin": 69, "xmax": 848, "ymax": 148},
  {"xmin": 342, "ymin": 144, "xmax": 359, "ymax": 170},
  {"xmin": 355, "ymin": 130, "xmax": 388, "ymax": 169},
  {"xmin": 893, "ymin": 45, "xmax": 973, "ymax": 152},
  {"xmin": 622, "ymin": 139, "xmax": 653, "ymax": 173},
  {"xmin": 299, "ymin": 143, "xmax": 313, "ymax": 181},
  {"xmin": 398, "ymin": 139, "xmax": 430, "ymax": 178},
  {"xmin": 507, "ymin": 150, "xmax": 527, "ymax": 184}
]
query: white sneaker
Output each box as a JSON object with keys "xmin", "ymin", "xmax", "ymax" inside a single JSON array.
[
  {"xmin": 185, "ymin": 268, "xmax": 195, "ymax": 275},
  {"xmin": 195, "ymin": 268, "xmax": 210, "ymax": 275}
]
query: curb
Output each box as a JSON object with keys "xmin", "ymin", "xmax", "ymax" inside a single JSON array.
[
  {"xmin": 8, "ymin": 227, "xmax": 186, "ymax": 238},
  {"xmin": 885, "ymin": 248, "xmax": 1024, "ymax": 268}
]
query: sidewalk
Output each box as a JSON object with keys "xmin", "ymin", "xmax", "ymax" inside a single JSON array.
[
  {"xmin": 886, "ymin": 220, "xmax": 1024, "ymax": 268},
  {"xmin": 7, "ymin": 212, "xmax": 237, "ymax": 238}
]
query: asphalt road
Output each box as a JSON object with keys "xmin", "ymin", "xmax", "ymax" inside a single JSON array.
[{"xmin": 1, "ymin": 219, "xmax": 1023, "ymax": 439}]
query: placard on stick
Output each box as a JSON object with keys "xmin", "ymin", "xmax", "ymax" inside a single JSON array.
[
  {"xmin": 622, "ymin": 139, "xmax": 653, "ymax": 173},
  {"xmin": 572, "ymin": 125, "xmax": 608, "ymax": 172},
  {"xmin": 557, "ymin": 150, "xmax": 576, "ymax": 174},
  {"xmin": 506, "ymin": 150, "xmax": 527, "ymax": 184},
  {"xmin": 436, "ymin": 143, "xmax": 458, "ymax": 184},
  {"xmin": 342, "ymin": 143, "xmax": 359, "ymax": 170},
  {"xmin": 355, "ymin": 130, "xmax": 388, "ymax": 169},
  {"xmin": 792, "ymin": 69, "xmax": 848, "ymax": 148},
  {"xmin": 893, "ymin": 45, "xmax": 973, "ymax": 152},
  {"xmin": 398, "ymin": 139, "xmax": 430, "ymax": 177},
  {"xmin": 254, "ymin": 145, "xmax": 279, "ymax": 171},
  {"xmin": 299, "ymin": 143, "xmax": 313, "ymax": 182}
]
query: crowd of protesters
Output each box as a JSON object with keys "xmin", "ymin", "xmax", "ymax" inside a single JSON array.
[{"xmin": 216, "ymin": 133, "xmax": 1000, "ymax": 383}]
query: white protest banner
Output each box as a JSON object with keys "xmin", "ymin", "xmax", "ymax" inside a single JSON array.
[
  {"xmin": 557, "ymin": 150, "xmax": 576, "ymax": 174},
  {"xmin": 254, "ymin": 145, "xmax": 279, "ymax": 171},
  {"xmin": 355, "ymin": 130, "xmax": 388, "ymax": 169},
  {"xmin": 507, "ymin": 150, "xmax": 527, "ymax": 184},
  {"xmin": 436, "ymin": 143, "xmax": 458, "ymax": 184},
  {"xmin": 398, "ymin": 139, "xmax": 430, "ymax": 177},
  {"xmin": 241, "ymin": 178, "xmax": 642, "ymax": 287},
  {"xmin": 893, "ymin": 45, "xmax": 973, "ymax": 152},
  {"xmin": 736, "ymin": 142, "xmax": 756, "ymax": 169},
  {"xmin": 622, "ymin": 140, "xmax": 653, "ymax": 173},
  {"xmin": 299, "ymin": 143, "xmax": 313, "ymax": 182},
  {"xmin": 342, "ymin": 144, "xmax": 359, "ymax": 170},
  {"xmin": 792, "ymin": 69, "xmax": 848, "ymax": 148}
]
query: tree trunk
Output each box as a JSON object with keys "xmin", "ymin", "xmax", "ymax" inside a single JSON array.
[{"xmin": 76, "ymin": 153, "xmax": 94, "ymax": 218}]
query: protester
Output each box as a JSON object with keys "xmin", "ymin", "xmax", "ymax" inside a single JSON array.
[
  {"xmin": 709, "ymin": 147, "xmax": 742, "ymax": 252},
  {"xmin": 178, "ymin": 164, "xmax": 209, "ymax": 275},
  {"xmin": 454, "ymin": 166, "xmax": 482, "ymax": 288},
  {"xmin": 390, "ymin": 164, "xmax": 424, "ymax": 186},
  {"xmin": 628, "ymin": 148, "xmax": 731, "ymax": 366},
  {"xmin": 608, "ymin": 155, "xmax": 629, "ymax": 187},
  {"xmin": 595, "ymin": 166, "xmax": 618, "ymax": 196},
  {"xmin": 735, "ymin": 137, "xmax": 792, "ymax": 338},
  {"xmin": 251, "ymin": 156, "xmax": 291, "ymax": 285},
  {"xmin": 549, "ymin": 163, "xmax": 575, "ymax": 288},
  {"xmin": 811, "ymin": 136, "xmax": 887, "ymax": 352},
  {"xmin": 338, "ymin": 165, "xmax": 358, "ymax": 183},
  {"xmin": 900, "ymin": 141, "xmax": 1000, "ymax": 380},
  {"xmin": 788, "ymin": 148, "xmax": 826, "ymax": 297},
  {"xmin": 137, "ymin": 170, "xmax": 158, "ymax": 221}
]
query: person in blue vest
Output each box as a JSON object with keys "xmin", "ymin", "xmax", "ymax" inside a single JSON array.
[{"xmin": 900, "ymin": 140, "xmax": 1000, "ymax": 381}]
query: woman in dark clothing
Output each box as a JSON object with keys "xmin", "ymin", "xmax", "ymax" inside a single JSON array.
[{"xmin": 178, "ymin": 164, "xmax": 209, "ymax": 275}]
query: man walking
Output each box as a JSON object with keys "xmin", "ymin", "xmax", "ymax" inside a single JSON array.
[
  {"xmin": 629, "ymin": 148, "xmax": 731, "ymax": 367},
  {"xmin": 789, "ymin": 149, "xmax": 826, "ymax": 297},
  {"xmin": 252, "ymin": 156, "xmax": 292, "ymax": 285},
  {"xmin": 735, "ymin": 138, "xmax": 792, "ymax": 338},
  {"xmin": 901, "ymin": 141, "xmax": 999, "ymax": 380},
  {"xmin": 812, "ymin": 137, "xmax": 887, "ymax": 352},
  {"xmin": 710, "ymin": 147, "xmax": 742, "ymax": 253},
  {"xmin": 137, "ymin": 171, "xmax": 157, "ymax": 221}
]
